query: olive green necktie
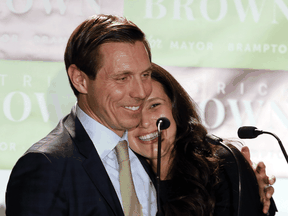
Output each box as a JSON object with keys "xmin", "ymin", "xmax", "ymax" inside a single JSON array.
[{"xmin": 115, "ymin": 140, "xmax": 143, "ymax": 216}]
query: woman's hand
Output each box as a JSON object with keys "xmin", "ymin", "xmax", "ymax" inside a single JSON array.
[{"xmin": 241, "ymin": 146, "xmax": 276, "ymax": 214}]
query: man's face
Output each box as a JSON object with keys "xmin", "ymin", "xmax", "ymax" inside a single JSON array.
[{"xmin": 84, "ymin": 41, "xmax": 152, "ymax": 136}]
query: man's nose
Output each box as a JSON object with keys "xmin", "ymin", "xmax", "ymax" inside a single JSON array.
[{"xmin": 129, "ymin": 78, "xmax": 150, "ymax": 100}]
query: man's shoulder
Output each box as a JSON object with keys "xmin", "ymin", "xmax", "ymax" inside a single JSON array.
[{"xmin": 26, "ymin": 114, "xmax": 76, "ymax": 159}]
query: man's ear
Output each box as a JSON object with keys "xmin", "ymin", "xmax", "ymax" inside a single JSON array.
[{"xmin": 67, "ymin": 64, "xmax": 88, "ymax": 94}]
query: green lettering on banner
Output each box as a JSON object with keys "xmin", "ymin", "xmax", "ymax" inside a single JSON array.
[
  {"xmin": 124, "ymin": 0, "xmax": 288, "ymax": 70},
  {"xmin": 0, "ymin": 60, "xmax": 76, "ymax": 169}
]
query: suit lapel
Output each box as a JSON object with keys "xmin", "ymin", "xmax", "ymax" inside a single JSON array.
[{"xmin": 64, "ymin": 106, "xmax": 124, "ymax": 216}]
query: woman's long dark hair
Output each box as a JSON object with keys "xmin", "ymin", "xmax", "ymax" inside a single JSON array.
[{"xmin": 151, "ymin": 63, "xmax": 220, "ymax": 216}]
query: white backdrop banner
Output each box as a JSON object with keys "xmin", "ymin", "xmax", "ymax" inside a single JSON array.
[
  {"xmin": 124, "ymin": 0, "xmax": 288, "ymax": 70},
  {"xmin": 0, "ymin": 0, "xmax": 123, "ymax": 61}
]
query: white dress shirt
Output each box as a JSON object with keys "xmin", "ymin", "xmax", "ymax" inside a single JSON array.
[{"xmin": 76, "ymin": 105, "xmax": 157, "ymax": 216}]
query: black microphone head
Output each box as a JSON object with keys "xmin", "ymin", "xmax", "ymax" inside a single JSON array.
[
  {"xmin": 156, "ymin": 117, "xmax": 170, "ymax": 130},
  {"xmin": 238, "ymin": 126, "xmax": 263, "ymax": 139}
]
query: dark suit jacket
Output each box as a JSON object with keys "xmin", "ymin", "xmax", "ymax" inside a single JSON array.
[{"xmin": 6, "ymin": 106, "xmax": 125, "ymax": 216}]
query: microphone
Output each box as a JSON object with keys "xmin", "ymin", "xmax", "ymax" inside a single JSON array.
[
  {"xmin": 206, "ymin": 134, "xmax": 242, "ymax": 216},
  {"xmin": 156, "ymin": 117, "xmax": 170, "ymax": 216},
  {"xmin": 238, "ymin": 126, "xmax": 263, "ymax": 139},
  {"xmin": 238, "ymin": 126, "xmax": 288, "ymax": 164},
  {"xmin": 156, "ymin": 117, "xmax": 170, "ymax": 130}
]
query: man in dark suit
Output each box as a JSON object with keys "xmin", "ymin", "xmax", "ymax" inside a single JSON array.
[{"xmin": 6, "ymin": 14, "xmax": 156, "ymax": 216}]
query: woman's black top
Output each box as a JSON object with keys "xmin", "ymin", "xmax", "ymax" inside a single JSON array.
[{"xmin": 135, "ymin": 146, "xmax": 277, "ymax": 216}]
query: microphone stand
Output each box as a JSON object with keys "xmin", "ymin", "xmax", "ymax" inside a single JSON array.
[
  {"xmin": 262, "ymin": 131, "xmax": 288, "ymax": 164},
  {"xmin": 206, "ymin": 134, "xmax": 242, "ymax": 216},
  {"xmin": 156, "ymin": 122, "xmax": 163, "ymax": 216},
  {"xmin": 155, "ymin": 117, "xmax": 170, "ymax": 216}
]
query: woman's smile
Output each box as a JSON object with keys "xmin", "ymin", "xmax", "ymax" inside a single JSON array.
[{"xmin": 138, "ymin": 131, "xmax": 159, "ymax": 142}]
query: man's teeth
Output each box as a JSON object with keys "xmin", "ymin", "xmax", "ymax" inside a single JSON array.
[
  {"xmin": 139, "ymin": 132, "xmax": 159, "ymax": 141},
  {"xmin": 125, "ymin": 106, "xmax": 140, "ymax": 111}
]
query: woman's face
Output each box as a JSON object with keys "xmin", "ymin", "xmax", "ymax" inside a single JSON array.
[{"xmin": 128, "ymin": 80, "xmax": 177, "ymax": 161}]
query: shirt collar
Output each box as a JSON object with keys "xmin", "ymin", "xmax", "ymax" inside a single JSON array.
[{"xmin": 76, "ymin": 105, "xmax": 128, "ymax": 159}]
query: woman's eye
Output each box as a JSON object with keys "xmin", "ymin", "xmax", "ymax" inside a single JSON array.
[{"xmin": 151, "ymin": 103, "xmax": 160, "ymax": 108}]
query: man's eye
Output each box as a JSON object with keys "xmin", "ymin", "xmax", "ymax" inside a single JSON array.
[
  {"xmin": 118, "ymin": 77, "xmax": 127, "ymax": 81},
  {"xmin": 142, "ymin": 72, "xmax": 151, "ymax": 78}
]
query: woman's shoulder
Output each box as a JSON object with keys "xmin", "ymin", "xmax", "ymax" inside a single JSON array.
[
  {"xmin": 215, "ymin": 143, "xmax": 242, "ymax": 162},
  {"xmin": 215, "ymin": 143, "xmax": 258, "ymax": 190}
]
